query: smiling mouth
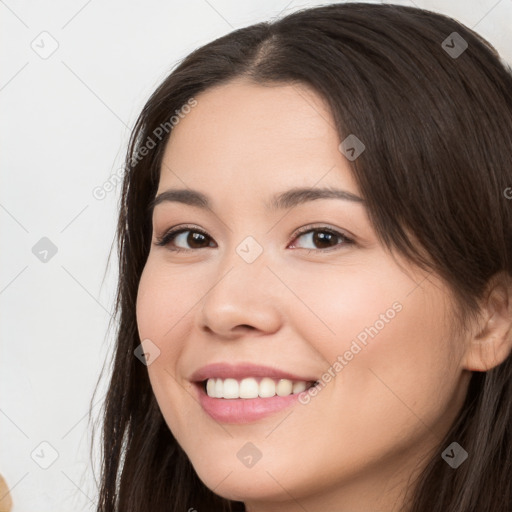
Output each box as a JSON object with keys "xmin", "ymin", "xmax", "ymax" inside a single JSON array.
[{"xmin": 200, "ymin": 377, "xmax": 319, "ymax": 399}]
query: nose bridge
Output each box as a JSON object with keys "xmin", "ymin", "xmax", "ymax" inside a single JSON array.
[
  {"xmin": 205, "ymin": 233, "xmax": 271, "ymax": 306},
  {"xmin": 198, "ymin": 231, "xmax": 282, "ymax": 335},
  {"xmin": 215, "ymin": 212, "xmax": 272, "ymax": 282}
]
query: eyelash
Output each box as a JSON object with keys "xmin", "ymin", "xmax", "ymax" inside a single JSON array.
[{"xmin": 154, "ymin": 224, "xmax": 355, "ymax": 254}]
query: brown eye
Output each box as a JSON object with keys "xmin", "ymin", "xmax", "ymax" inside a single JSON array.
[
  {"xmin": 289, "ymin": 227, "xmax": 354, "ymax": 252},
  {"xmin": 155, "ymin": 224, "xmax": 354, "ymax": 254},
  {"xmin": 155, "ymin": 227, "xmax": 215, "ymax": 252}
]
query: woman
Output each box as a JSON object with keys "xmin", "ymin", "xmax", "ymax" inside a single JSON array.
[{"xmin": 92, "ymin": 3, "xmax": 512, "ymax": 511}]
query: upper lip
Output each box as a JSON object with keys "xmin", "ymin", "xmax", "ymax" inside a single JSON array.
[{"xmin": 190, "ymin": 362, "xmax": 318, "ymax": 383}]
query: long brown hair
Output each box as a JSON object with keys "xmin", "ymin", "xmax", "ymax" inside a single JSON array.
[{"xmin": 91, "ymin": 3, "xmax": 512, "ymax": 511}]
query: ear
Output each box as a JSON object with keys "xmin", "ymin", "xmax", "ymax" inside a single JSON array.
[{"xmin": 462, "ymin": 271, "xmax": 512, "ymax": 372}]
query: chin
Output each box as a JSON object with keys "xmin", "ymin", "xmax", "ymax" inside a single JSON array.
[{"xmin": 190, "ymin": 457, "xmax": 303, "ymax": 503}]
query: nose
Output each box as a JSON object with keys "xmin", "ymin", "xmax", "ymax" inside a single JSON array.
[{"xmin": 197, "ymin": 250, "xmax": 284, "ymax": 340}]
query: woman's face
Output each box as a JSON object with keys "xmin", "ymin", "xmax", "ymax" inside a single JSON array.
[{"xmin": 136, "ymin": 79, "xmax": 471, "ymax": 511}]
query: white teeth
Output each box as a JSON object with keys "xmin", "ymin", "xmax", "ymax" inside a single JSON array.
[
  {"xmin": 239, "ymin": 378, "xmax": 259, "ymax": 398},
  {"xmin": 258, "ymin": 377, "xmax": 275, "ymax": 398},
  {"xmin": 292, "ymin": 381, "xmax": 306, "ymax": 393},
  {"xmin": 223, "ymin": 378, "xmax": 239, "ymax": 399},
  {"xmin": 276, "ymin": 379, "xmax": 293, "ymax": 396},
  {"xmin": 206, "ymin": 378, "xmax": 215, "ymax": 397},
  {"xmin": 214, "ymin": 378, "xmax": 223, "ymax": 398},
  {"xmin": 204, "ymin": 377, "xmax": 313, "ymax": 399}
]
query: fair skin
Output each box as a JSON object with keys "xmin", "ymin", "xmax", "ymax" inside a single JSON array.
[{"xmin": 136, "ymin": 79, "xmax": 512, "ymax": 512}]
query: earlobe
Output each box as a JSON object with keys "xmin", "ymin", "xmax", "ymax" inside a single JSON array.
[{"xmin": 462, "ymin": 272, "xmax": 512, "ymax": 372}]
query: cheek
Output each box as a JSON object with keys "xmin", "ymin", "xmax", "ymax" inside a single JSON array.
[
  {"xmin": 290, "ymin": 262, "xmax": 459, "ymax": 443},
  {"xmin": 135, "ymin": 263, "xmax": 185, "ymax": 399},
  {"xmin": 282, "ymin": 260, "xmax": 406, "ymax": 353},
  {"xmin": 316, "ymin": 275, "xmax": 459, "ymax": 457},
  {"xmin": 289, "ymin": 258, "xmax": 455, "ymax": 381},
  {"xmin": 136, "ymin": 260, "xmax": 190, "ymax": 342},
  {"xmin": 135, "ymin": 259, "xmax": 199, "ymax": 388}
]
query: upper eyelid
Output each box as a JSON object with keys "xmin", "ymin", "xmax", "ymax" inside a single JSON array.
[
  {"xmin": 159, "ymin": 224, "xmax": 351, "ymax": 239},
  {"xmin": 155, "ymin": 224, "xmax": 355, "ymax": 248}
]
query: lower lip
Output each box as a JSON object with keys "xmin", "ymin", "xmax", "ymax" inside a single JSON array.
[{"xmin": 195, "ymin": 382, "xmax": 311, "ymax": 424}]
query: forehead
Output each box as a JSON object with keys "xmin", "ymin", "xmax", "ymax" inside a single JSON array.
[{"xmin": 157, "ymin": 79, "xmax": 360, "ymax": 198}]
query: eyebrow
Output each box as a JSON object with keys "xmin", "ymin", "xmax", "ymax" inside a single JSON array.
[{"xmin": 147, "ymin": 186, "xmax": 364, "ymax": 214}]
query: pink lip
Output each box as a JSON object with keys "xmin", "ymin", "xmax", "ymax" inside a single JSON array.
[
  {"xmin": 194, "ymin": 382, "xmax": 311, "ymax": 424},
  {"xmin": 189, "ymin": 362, "xmax": 318, "ymax": 383},
  {"xmin": 189, "ymin": 362, "xmax": 317, "ymax": 424}
]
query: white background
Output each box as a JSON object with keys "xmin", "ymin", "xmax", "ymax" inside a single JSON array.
[{"xmin": 1, "ymin": 1, "xmax": 511, "ymax": 510}]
